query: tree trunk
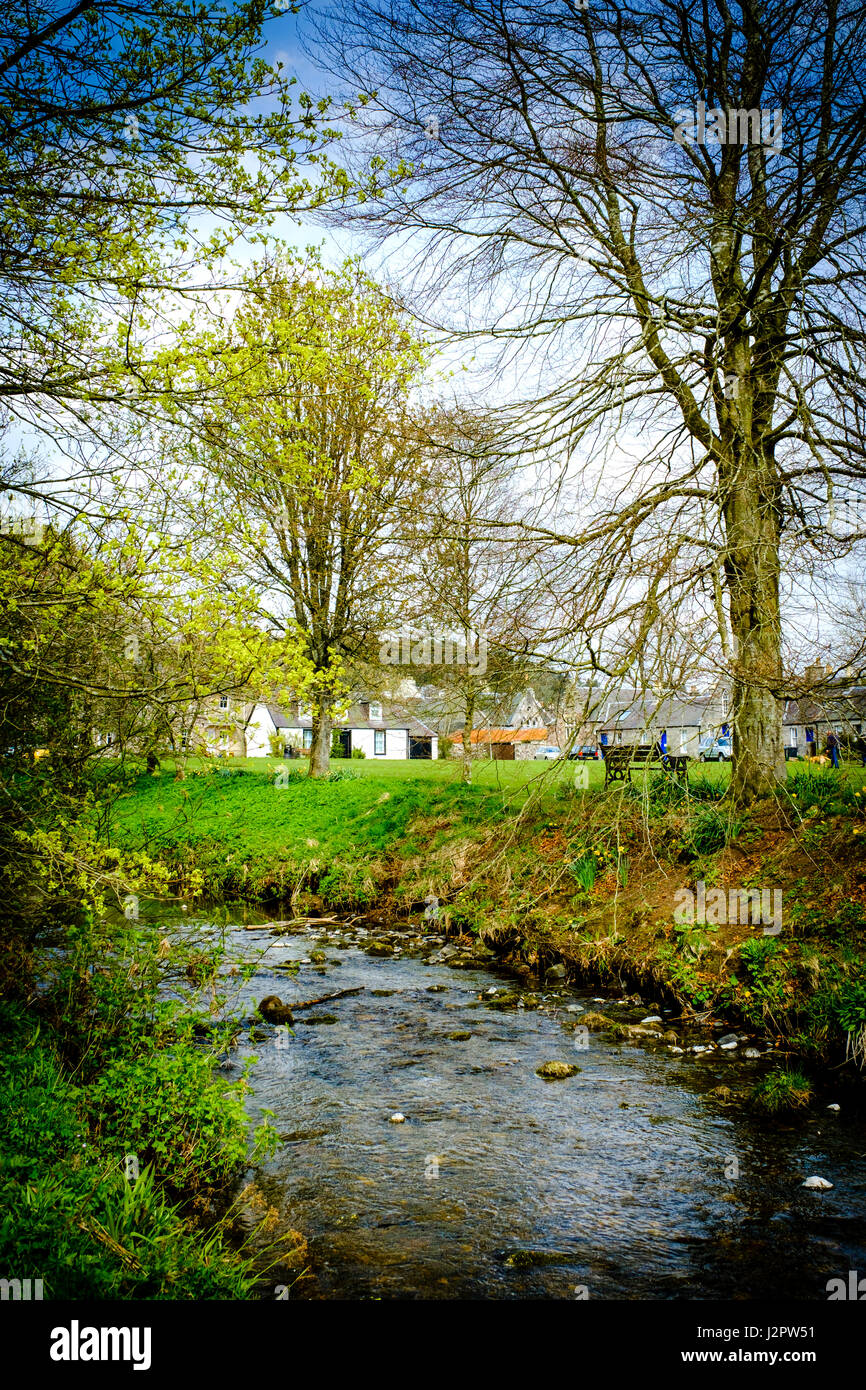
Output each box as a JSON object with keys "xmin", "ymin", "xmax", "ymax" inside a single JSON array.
[
  {"xmin": 462, "ymin": 697, "xmax": 475, "ymax": 784},
  {"xmin": 722, "ymin": 447, "xmax": 786, "ymax": 803},
  {"xmin": 308, "ymin": 700, "xmax": 332, "ymax": 779}
]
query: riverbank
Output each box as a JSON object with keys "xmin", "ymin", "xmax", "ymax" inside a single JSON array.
[
  {"xmin": 107, "ymin": 759, "xmax": 866, "ymax": 1076},
  {"xmin": 0, "ymin": 912, "xmax": 303, "ymax": 1299}
]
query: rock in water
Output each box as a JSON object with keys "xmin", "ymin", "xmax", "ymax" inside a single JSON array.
[
  {"xmin": 258, "ymin": 995, "xmax": 294, "ymax": 1025},
  {"xmin": 389, "ymin": 1112, "xmax": 406, "ymax": 1123},
  {"xmin": 640, "ymin": 1015, "xmax": 662, "ymax": 1024},
  {"xmin": 827, "ymin": 1103, "xmax": 841, "ymax": 1112},
  {"xmin": 546, "ymin": 964, "xmax": 567, "ymax": 982},
  {"xmin": 717, "ymin": 1033, "xmax": 738, "ymax": 1047},
  {"xmin": 536, "ymin": 1061, "xmax": 581, "ymax": 1080},
  {"xmin": 802, "ymin": 1175, "xmax": 833, "ymax": 1190}
]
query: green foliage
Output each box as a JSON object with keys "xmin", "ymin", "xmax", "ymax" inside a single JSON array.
[
  {"xmin": 685, "ymin": 804, "xmax": 744, "ymax": 854},
  {"xmin": 87, "ymin": 1028, "xmax": 250, "ymax": 1192},
  {"xmin": 351, "ymin": 747, "xmax": 367, "ymax": 759},
  {"xmin": 318, "ymin": 861, "xmax": 377, "ymax": 909},
  {"xmin": 751, "ymin": 1067, "xmax": 812, "ymax": 1114},
  {"xmin": 0, "ymin": 1005, "xmax": 258, "ymax": 1299},
  {"xmin": 784, "ymin": 769, "xmax": 858, "ymax": 818},
  {"xmin": 570, "ymin": 856, "xmax": 597, "ymax": 892}
]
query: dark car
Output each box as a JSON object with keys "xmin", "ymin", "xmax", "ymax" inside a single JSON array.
[{"xmin": 567, "ymin": 745, "xmax": 601, "ymax": 760}]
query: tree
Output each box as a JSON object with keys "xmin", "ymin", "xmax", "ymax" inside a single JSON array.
[
  {"xmin": 392, "ymin": 406, "xmax": 542, "ymax": 781},
  {"xmin": 315, "ymin": 0, "xmax": 866, "ymax": 802},
  {"xmin": 0, "ymin": 0, "xmax": 340, "ymax": 425},
  {"xmin": 175, "ymin": 254, "xmax": 429, "ymax": 776}
]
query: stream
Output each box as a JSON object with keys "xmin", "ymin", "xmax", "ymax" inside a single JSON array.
[{"xmin": 156, "ymin": 901, "xmax": 866, "ymax": 1301}]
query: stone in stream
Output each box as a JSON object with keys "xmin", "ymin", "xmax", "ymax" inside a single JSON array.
[
  {"xmin": 565, "ymin": 1003, "xmax": 584, "ymax": 1014},
  {"xmin": 389, "ymin": 1112, "xmax": 406, "ymax": 1124},
  {"xmin": 502, "ymin": 1249, "xmax": 576, "ymax": 1269},
  {"xmin": 802, "ymin": 1175, "xmax": 833, "ymax": 1190},
  {"xmin": 546, "ymin": 964, "xmax": 567, "ymax": 982},
  {"xmin": 717, "ymin": 1033, "xmax": 739, "ymax": 1048},
  {"xmin": 310, "ymin": 951, "xmax": 328, "ymax": 964},
  {"xmin": 258, "ymin": 995, "xmax": 295, "ymax": 1025},
  {"xmin": 299, "ymin": 1014, "xmax": 338, "ymax": 1025},
  {"xmin": 426, "ymin": 984, "xmax": 448, "ymax": 993},
  {"xmin": 827, "ymin": 1103, "xmax": 841, "ymax": 1112},
  {"xmin": 536, "ymin": 1061, "xmax": 581, "ymax": 1080},
  {"xmin": 448, "ymin": 1031, "xmax": 472, "ymax": 1041},
  {"xmin": 743, "ymin": 1048, "xmax": 762, "ymax": 1059},
  {"xmin": 366, "ymin": 941, "xmax": 394, "ymax": 956},
  {"xmin": 640, "ymin": 1015, "xmax": 662, "ymax": 1024}
]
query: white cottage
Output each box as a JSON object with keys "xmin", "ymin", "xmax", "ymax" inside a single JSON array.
[{"xmin": 244, "ymin": 699, "xmax": 439, "ymax": 761}]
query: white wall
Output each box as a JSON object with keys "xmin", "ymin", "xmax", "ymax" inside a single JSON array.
[
  {"xmin": 350, "ymin": 728, "xmax": 409, "ymax": 759},
  {"xmin": 244, "ymin": 703, "xmax": 277, "ymax": 759}
]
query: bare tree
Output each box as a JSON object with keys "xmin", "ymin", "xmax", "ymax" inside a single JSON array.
[
  {"xmin": 312, "ymin": 0, "xmax": 866, "ymax": 802},
  {"xmin": 393, "ymin": 406, "xmax": 542, "ymax": 780}
]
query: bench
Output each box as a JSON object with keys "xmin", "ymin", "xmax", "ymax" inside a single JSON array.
[{"xmin": 602, "ymin": 742, "xmax": 691, "ymax": 787}]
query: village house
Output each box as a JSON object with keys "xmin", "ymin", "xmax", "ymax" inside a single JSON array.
[
  {"xmin": 783, "ymin": 667, "xmax": 866, "ymax": 755},
  {"xmin": 596, "ymin": 688, "xmax": 730, "ymax": 757},
  {"xmin": 448, "ymin": 686, "xmax": 557, "ymax": 760},
  {"xmin": 244, "ymin": 698, "xmax": 439, "ymax": 760}
]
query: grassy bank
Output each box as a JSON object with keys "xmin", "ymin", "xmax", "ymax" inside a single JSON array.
[
  {"xmin": 106, "ymin": 758, "xmax": 866, "ymax": 1071},
  {"xmin": 0, "ymin": 907, "xmax": 302, "ymax": 1298}
]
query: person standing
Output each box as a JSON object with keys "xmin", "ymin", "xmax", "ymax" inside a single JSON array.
[{"xmin": 826, "ymin": 729, "xmax": 840, "ymax": 769}]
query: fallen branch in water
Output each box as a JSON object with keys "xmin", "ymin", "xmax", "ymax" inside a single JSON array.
[
  {"xmin": 243, "ymin": 916, "xmax": 342, "ymax": 931},
  {"xmin": 290, "ymin": 986, "xmax": 364, "ymax": 1011}
]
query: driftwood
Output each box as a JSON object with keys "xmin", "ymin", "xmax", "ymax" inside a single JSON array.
[
  {"xmin": 243, "ymin": 916, "xmax": 342, "ymax": 931},
  {"xmin": 289, "ymin": 986, "xmax": 364, "ymax": 1012}
]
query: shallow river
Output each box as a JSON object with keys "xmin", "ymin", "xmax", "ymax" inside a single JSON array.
[{"xmin": 162, "ymin": 902, "xmax": 866, "ymax": 1300}]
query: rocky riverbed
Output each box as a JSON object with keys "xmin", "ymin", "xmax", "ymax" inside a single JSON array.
[{"xmin": 158, "ymin": 902, "xmax": 866, "ymax": 1300}]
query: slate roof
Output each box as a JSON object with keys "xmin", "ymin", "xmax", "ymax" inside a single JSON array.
[
  {"xmin": 248, "ymin": 700, "xmax": 437, "ymax": 738},
  {"xmin": 598, "ymin": 693, "xmax": 725, "ymax": 733}
]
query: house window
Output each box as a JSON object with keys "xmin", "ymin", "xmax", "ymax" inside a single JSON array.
[
  {"xmin": 303, "ymin": 729, "xmax": 313, "ymax": 749},
  {"xmin": 370, "ymin": 702, "xmax": 383, "ymax": 721},
  {"xmin": 374, "ymin": 730, "xmax": 386, "ymax": 755},
  {"xmin": 219, "ymin": 695, "xmax": 229, "ymax": 709},
  {"xmin": 180, "ymin": 732, "xmax": 189, "ymax": 749}
]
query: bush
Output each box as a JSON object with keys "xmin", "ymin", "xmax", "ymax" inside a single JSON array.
[{"xmin": 351, "ymin": 747, "xmax": 366, "ymax": 759}]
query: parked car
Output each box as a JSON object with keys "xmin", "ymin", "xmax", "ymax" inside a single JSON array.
[
  {"xmin": 699, "ymin": 737, "xmax": 733, "ymax": 762},
  {"xmin": 534, "ymin": 745, "xmax": 563, "ymax": 760},
  {"xmin": 567, "ymin": 745, "xmax": 601, "ymax": 760}
]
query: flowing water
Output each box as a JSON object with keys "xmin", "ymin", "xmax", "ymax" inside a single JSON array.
[{"xmin": 158, "ymin": 902, "xmax": 866, "ymax": 1300}]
